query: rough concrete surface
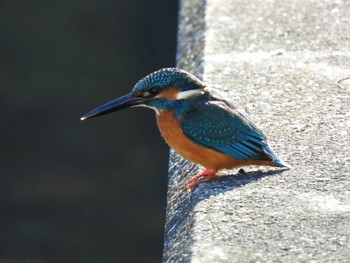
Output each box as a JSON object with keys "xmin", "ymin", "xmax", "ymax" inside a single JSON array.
[{"xmin": 164, "ymin": 0, "xmax": 350, "ymax": 262}]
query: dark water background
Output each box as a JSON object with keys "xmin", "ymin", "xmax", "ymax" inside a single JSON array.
[{"xmin": 1, "ymin": 1, "xmax": 178, "ymax": 262}]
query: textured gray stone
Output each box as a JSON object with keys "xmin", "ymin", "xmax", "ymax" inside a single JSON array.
[{"xmin": 164, "ymin": 0, "xmax": 350, "ymax": 262}]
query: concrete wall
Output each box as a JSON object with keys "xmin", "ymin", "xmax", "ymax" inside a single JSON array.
[{"xmin": 164, "ymin": 0, "xmax": 350, "ymax": 262}]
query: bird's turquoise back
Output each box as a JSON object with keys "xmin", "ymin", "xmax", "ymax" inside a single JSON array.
[{"xmin": 180, "ymin": 96, "xmax": 286, "ymax": 166}]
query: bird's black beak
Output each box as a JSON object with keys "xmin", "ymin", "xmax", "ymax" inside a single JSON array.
[{"xmin": 81, "ymin": 92, "xmax": 145, "ymax": 120}]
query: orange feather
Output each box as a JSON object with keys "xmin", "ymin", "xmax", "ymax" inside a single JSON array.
[{"xmin": 155, "ymin": 87, "xmax": 180, "ymax": 100}]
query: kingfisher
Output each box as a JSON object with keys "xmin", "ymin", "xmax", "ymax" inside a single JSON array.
[{"xmin": 81, "ymin": 68, "xmax": 291, "ymax": 191}]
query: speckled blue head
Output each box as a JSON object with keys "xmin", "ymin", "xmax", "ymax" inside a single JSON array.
[
  {"xmin": 132, "ymin": 68, "xmax": 205, "ymax": 94},
  {"xmin": 81, "ymin": 68, "xmax": 206, "ymax": 120}
]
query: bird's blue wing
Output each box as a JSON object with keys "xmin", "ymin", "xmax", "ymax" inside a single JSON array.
[{"xmin": 181, "ymin": 100, "xmax": 274, "ymax": 161}]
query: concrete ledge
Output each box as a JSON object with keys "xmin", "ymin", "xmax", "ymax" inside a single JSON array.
[{"xmin": 163, "ymin": 0, "xmax": 350, "ymax": 262}]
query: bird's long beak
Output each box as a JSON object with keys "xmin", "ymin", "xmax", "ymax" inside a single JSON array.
[{"xmin": 81, "ymin": 92, "xmax": 145, "ymax": 121}]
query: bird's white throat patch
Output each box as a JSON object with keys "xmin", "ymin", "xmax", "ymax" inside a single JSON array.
[
  {"xmin": 132, "ymin": 104, "xmax": 162, "ymax": 115},
  {"xmin": 176, "ymin": 89, "xmax": 205, "ymax": 100}
]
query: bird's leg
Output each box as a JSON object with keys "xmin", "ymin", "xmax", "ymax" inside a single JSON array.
[{"xmin": 186, "ymin": 169, "xmax": 218, "ymax": 191}]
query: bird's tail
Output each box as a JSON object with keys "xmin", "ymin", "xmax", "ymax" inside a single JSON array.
[
  {"xmin": 263, "ymin": 144, "xmax": 292, "ymax": 169},
  {"xmin": 272, "ymin": 158, "xmax": 293, "ymax": 169}
]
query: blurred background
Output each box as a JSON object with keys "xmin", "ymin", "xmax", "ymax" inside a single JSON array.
[{"xmin": 1, "ymin": 1, "xmax": 178, "ymax": 262}]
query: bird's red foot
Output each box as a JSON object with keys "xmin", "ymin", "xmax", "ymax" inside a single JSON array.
[{"xmin": 186, "ymin": 169, "xmax": 218, "ymax": 192}]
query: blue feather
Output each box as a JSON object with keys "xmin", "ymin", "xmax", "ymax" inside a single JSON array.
[
  {"xmin": 235, "ymin": 143, "xmax": 258, "ymax": 157},
  {"xmin": 217, "ymin": 145, "xmax": 248, "ymax": 160},
  {"xmin": 241, "ymin": 140, "xmax": 261, "ymax": 151}
]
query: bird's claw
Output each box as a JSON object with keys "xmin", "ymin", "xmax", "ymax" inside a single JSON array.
[{"xmin": 185, "ymin": 169, "xmax": 218, "ymax": 192}]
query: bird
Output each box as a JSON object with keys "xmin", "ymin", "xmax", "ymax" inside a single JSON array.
[{"xmin": 81, "ymin": 68, "xmax": 291, "ymax": 191}]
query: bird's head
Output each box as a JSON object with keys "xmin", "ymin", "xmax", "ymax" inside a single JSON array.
[{"xmin": 81, "ymin": 68, "xmax": 206, "ymax": 120}]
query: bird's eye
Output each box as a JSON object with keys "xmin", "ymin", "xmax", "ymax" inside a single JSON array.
[
  {"xmin": 149, "ymin": 86, "xmax": 161, "ymax": 95},
  {"xmin": 141, "ymin": 86, "xmax": 161, "ymax": 98}
]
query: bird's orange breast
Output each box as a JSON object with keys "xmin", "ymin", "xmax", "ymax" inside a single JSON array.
[
  {"xmin": 156, "ymin": 111, "xmax": 235, "ymax": 170},
  {"xmin": 156, "ymin": 110, "xmax": 276, "ymax": 170}
]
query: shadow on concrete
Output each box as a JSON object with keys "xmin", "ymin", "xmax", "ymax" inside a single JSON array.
[
  {"xmin": 163, "ymin": 167, "xmax": 287, "ymax": 262},
  {"xmin": 188, "ymin": 168, "xmax": 287, "ymax": 204}
]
